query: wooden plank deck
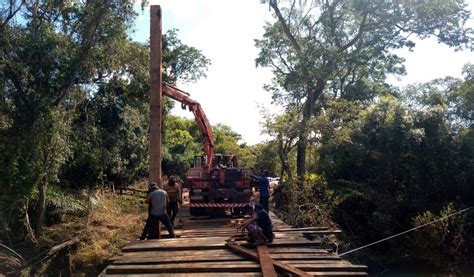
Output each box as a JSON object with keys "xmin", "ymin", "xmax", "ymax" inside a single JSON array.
[{"xmin": 101, "ymin": 207, "xmax": 367, "ymax": 276}]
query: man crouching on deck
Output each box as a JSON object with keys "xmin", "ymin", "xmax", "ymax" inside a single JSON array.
[{"xmin": 237, "ymin": 204, "xmax": 274, "ymax": 244}]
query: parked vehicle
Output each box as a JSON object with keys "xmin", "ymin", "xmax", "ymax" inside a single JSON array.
[{"xmin": 163, "ymin": 84, "xmax": 253, "ymax": 215}]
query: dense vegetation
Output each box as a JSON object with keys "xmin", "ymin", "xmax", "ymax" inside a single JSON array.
[
  {"xmin": 0, "ymin": 1, "xmax": 251, "ymax": 273},
  {"xmin": 259, "ymin": 0, "xmax": 474, "ymax": 274},
  {"xmin": 1, "ymin": 0, "xmax": 473, "ymax": 275}
]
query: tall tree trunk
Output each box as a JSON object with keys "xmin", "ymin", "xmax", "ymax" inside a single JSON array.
[
  {"xmin": 278, "ymin": 138, "xmax": 292, "ymax": 180},
  {"xmin": 296, "ymin": 81, "xmax": 325, "ymax": 179},
  {"xmin": 296, "ymin": 138, "xmax": 306, "ymax": 178},
  {"xmin": 35, "ymin": 181, "xmax": 47, "ymax": 235}
]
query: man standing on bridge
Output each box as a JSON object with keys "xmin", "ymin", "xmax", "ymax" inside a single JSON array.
[
  {"xmin": 163, "ymin": 176, "xmax": 182, "ymax": 226},
  {"xmin": 141, "ymin": 183, "xmax": 177, "ymax": 239},
  {"xmin": 252, "ymin": 170, "xmax": 270, "ymax": 212}
]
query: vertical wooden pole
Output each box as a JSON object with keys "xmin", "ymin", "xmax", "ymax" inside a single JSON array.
[{"xmin": 149, "ymin": 5, "xmax": 162, "ymax": 187}]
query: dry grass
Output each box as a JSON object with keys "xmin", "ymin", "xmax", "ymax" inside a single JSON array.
[
  {"xmin": 0, "ymin": 184, "xmax": 149, "ymax": 275},
  {"xmin": 72, "ymin": 190, "xmax": 148, "ymax": 274},
  {"xmin": 38, "ymin": 184, "xmax": 149, "ymax": 275}
]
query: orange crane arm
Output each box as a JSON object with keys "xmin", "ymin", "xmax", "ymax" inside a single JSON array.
[{"xmin": 163, "ymin": 83, "xmax": 214, "ymax": 170}]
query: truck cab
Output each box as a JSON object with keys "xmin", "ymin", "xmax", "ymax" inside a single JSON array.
[{"xmin": 186, "ymin": 155, "xmax": 253, "ymax": 216}]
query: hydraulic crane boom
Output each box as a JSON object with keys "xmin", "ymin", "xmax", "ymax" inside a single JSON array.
[{"xmin": 162, "ymin": 83, "xmax": 214, "ymax": 172}]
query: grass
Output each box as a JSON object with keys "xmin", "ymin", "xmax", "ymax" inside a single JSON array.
[
  {"xmin": 72, "ymin": 190, "xmax": 148, "ymax": 274},
  {"xmin": 36, "ymin": 183, "xmax": 149, "ymax": 275}
]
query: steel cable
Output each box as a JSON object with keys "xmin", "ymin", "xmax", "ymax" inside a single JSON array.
[{"xmin": 339, "ymin": 206, "xmax": 473, "ymax": 256}]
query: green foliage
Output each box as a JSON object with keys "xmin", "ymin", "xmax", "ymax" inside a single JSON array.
[
  {"xmin": 212, "ymin": 123, "xmax": 256, "ymax": 168},
  {"xmin": 60, "ymin": 28, "xmax": 212, "ymax": 187},
  {"xmin": 0, "ymin": 0, "xmax": 138, "ymax": 235},
  {"xmin": 267, "ymin": 69, "xmax": 474, "ymax": 273},
  {"xmin": 0, "ymin": 1, "xmax": 212, "ymax": 239},
  {"xmin": 161, "ymin": 119, "xmax": 257, "ymax": 177},
  {"xmin": 257, "ymin": 0, "xmax": 473, "ymax": 176},
  {"xmin": 163, "ymin": 29, "xmax": 211, "ymax": 84},
  {"xmin": 274, "ymin": 174, "xmax": 337, "ymax": 228},
  {"xmin": 44, "ymin": 185, "xmax": 87, "ymax": 221},
  {"xmin": 252, "ymin": 142, "xmax": 280, "ymax": 176},
  {"xmin": 162, "ymin": 116, "xmax": 201, "ymax": 176},
  {"xmin": 409, "ymin": 203, "xmax": 467, "ymax": 274}
]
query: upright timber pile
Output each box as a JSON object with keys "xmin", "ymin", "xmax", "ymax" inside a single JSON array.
[{"xmin": 102, "ymin": 206, "xmax": 367, "ymax": 276}]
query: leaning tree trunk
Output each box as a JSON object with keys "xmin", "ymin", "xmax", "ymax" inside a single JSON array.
[
  {"xmin": 278, "ymin": 138, "xmax": 292, "ymax": 180},
  {"xmin": 35, "ymin": 181, "xmax": 47, "ymax": 235},
  {"xmin": 24, "ymin": 200, "xmax": 36, "ymax": 242}
]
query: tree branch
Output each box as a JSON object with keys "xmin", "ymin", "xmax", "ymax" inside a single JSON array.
[
  {"xmin": 340, "ymin": 10, "xmax": 368, "ymax": 52},
  {"xmin": 328, "ymin": 0, "xmax": 341, "ymax": 48},
  {"xmin": 269, "ymin": 0, "xmax": 301, "ymax": 53},
  {"xmin": 2, "ymin": 0, "xmax": 25, "ymax": 25}
]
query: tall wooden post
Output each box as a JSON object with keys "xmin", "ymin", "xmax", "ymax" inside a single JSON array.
[{"xmin": 149, "ymin": 5, "xmax": 162, "ymax": 187}]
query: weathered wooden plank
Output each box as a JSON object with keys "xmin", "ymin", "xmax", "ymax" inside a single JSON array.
[
  {"xmin": 176, "ymin": 227, "xmax": 335, "ymax": 235},
  {"xmin": 116, "ymin": 249, "xmax": 233, "ymax": 257},
  {"xmin": 106, "ymin": 262, "xmax": 262, "ymax": 274},
  {"xmin": 103, "ymin": 273, "xmax": 262, "ymax": 277},
  {"xmin": 292, "ymin": 264, "xmax": 368, "ymax": 272},
  {"xmin": 269, "ymin": 248, "xmax": 330, "ymax": 253},
  {"xmin": 242, "ymin": 240, "xmax": 322, "ymax": 248},
  {"xmin": 122, "ymin": 247, "xmax": 330, "ymax": 257},
  {"xmin": 114, "ymin": 254, "xmax": 341, "ymax": 264},
  {"xmin": 123, "ymin": 237, "xmax": 322, "ymax": 252},
  {"xmin": 113, "ymin": 255, "xmax": 245, "ymax": 264},
  {"xmin": 176, "ymin": 232, "xmax": 306, "ymax": 240},
  {"xmin": 308, "ymin": 272, "xmax": 368, "ymax": 276},
  {"xmin": 226, "ymin": 243, "xmax": 311, "ymax": 277},
  {"xmin": 256, "ymin": 245, "xmax": 277, "ymax": 277},
  {"xmin": 123, "ymin": 237, "xmax": 227, "ymax": 252},
  {"xmin": 116, "ymin": 250, "xmax": 339, "ymax": 261}
]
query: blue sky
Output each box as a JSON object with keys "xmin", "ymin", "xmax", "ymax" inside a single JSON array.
[{"xmin": 132, "ymin": 0, "xmax": 474, "ymax": 145}]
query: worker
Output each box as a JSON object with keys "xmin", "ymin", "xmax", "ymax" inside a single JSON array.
[
  {"xmin": 141, "ymin": 182, "xmax": 177, "ymax": 239},
  {"xmin": 139, "ymin": 185, "xmax": 156, "ymax": 240},
  {"xmin": 237, "ymin": 204, "xmax": 274, "ymax": 243},
  {"xmin": 252, "ymin": 170, "xmax": 270, "ymax": 211},
  {"xmin": 163, "ymin": 176, "xmax": 182, "ymax": 226}
]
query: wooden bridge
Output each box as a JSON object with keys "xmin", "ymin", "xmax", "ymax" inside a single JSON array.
[{"xmin": 101, "ymin": 205, "xmax": 367, "ymax": 276}]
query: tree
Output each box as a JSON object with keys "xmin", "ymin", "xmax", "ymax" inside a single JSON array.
[
  {"xmin": 0, "ymin": 2, "xmax": 210, "ymax": 239},
  {"xmin": 252, "ymin": 142, "xmax": 280, "ymax": 177},
  {"xmin": 1, "ymin": 0, "xmax": 137, "ymax": 235},
  {"xmin": 257, "ymin": 0, "xmax": 473, "ymax": 178},
  {"xmin": 261, "ymin": 110, "xmax": 300, "ymax": 179},
  {"xmin": 213, "ymin": 123, "xmax": 256, "ymax": 168},
  {"xmin": 162, "ymin": 116, "xmax": 201, "ymax": 177},
  {"xmin": 63, "ymin": 29, "xmax": 211, "ymax": 186},
  {"xmin": 163, "ymin": 29, "xmax": 211, "ymax": 84}
]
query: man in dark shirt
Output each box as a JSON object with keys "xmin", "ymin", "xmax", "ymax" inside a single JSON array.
[
  {"xmin": 237, "ymin": 204, "xmax": 274, "ymax": 243},
  {"xmin": 253, "ymin": 170, "xmax": 270, "ymax": 211}
]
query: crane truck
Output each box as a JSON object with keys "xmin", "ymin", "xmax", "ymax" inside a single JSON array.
[{"xmin": 163, "ymin": 84, "xmax": 254, "ymax": 216}]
